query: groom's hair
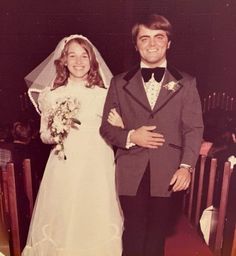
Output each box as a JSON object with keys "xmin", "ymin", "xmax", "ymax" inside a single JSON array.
[{"xmin": 131, "ymin": 14, "xmax": 173, "ymax": 45}]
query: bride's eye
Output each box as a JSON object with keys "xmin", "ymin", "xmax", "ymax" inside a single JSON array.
[{"xmin": 82, "ymin": 54, "xmax": 89, "ymax": 59}]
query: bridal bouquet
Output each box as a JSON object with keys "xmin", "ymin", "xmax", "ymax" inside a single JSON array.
[{"xmin": 47, "ymin": 97, "xmax": 81, "ymax": 159}]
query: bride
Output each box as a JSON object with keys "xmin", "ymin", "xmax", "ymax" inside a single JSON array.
[{"xmin": 22, "ymin": 35, "xmax": 123, "ymax": 256}]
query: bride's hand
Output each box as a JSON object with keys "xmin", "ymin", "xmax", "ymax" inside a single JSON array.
[{"xmin": 107, "ymin": 108, "xmax": 124, "ymax": 129}]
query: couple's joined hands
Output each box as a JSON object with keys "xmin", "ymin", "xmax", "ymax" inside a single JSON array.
[{"xmin": 107, "ymin": 108, "xmax": 165, "ymax": 148}]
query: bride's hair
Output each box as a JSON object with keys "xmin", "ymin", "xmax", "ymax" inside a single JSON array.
[{"xmin": 53, "ymin": 38, "xmax": 104, "ymax": 89}]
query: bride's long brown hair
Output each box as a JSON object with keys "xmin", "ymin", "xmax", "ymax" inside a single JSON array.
[{"xmin": 53, "ymin": 38, "xmax": 104, "ymax": 89}]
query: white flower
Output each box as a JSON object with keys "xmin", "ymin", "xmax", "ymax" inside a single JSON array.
[
  {"xmin": 58, "ymin": 151, "xmax": 65, "ymax": 160},
  {"xmin": 163, "ymin": 81, "xmax": 180, "ymax": 92},
  {"xmin": 54, "ymin": 136, "xmax": 60, "ymax": 143},
  {"xmin": 55, "ymin": 143, "xmax": 63, "ymax": 151},
  {"xmin": 228, "ymin": 155, "xmax": 236, "ymax": 169},
  {"xmin": 47, "ymin": 96, "xmax": 80, "ymax": 160}
]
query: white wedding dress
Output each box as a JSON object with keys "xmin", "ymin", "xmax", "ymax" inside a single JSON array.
[{"xmin": 22, "ymin": 80, "xmax": 123, "ymax": 256}]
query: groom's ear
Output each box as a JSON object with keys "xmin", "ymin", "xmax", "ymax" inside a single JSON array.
[
  {"xmin": 232, "ymin": 133, "xmax": 236, "ymax": 143},
  {"xmin": 167, "ymin": 41, "xmax": 171, "ymax": 49}
]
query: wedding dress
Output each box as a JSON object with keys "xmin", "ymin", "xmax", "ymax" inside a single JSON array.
[{"xmin": 22, "ymin": 80, "xmax": 123, "ymax": 256}]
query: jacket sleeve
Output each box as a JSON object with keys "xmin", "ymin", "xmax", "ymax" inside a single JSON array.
[
  {"xmin": 181, "ymin": 77, "xmax": 204, "ymax": 167},
  {"xmin": 100, "ymin": 77, "xmax": 129, "ymax": 149}
]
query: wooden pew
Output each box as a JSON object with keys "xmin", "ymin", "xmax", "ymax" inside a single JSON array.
[
  {"xmin": 0, "ymin": 159, "xmax": 33, "ymax": 256},
  {"xmin": 185, "ymin": 155, "xmax": 233, "ymax": 255},
  {"xmin": 211, "ymin": 161, "xmax": 231, "ymax": 255},
  {"xmin": 6, "ymin": 162, "xmax": 21, "ymax": 256},
  {"xmin": 231, "ymin": 227, "xmax": 236, "ymax": 256},
  {"xmin": 22, "ymin": 159, "xmax": 33, "ymax": 215},
  {"xmin": 195, "ymin": 155, "xmax": 207, "ymax": 226},
  {"xmin": 186, "ymin": 156, "xmax": 217, "ymax": 225}
]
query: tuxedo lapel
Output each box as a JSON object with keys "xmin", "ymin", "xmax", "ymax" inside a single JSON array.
[
  {"xmin": 122, "ymin": 65, "xmax": 184, "ymax": 114},
  {"xmin": 152, "ymin": 65, "xmax": 183, "ymax": 113},
  {"xmin": 123, "ymin": 68, "xmax": 152, "ymax": 112}
]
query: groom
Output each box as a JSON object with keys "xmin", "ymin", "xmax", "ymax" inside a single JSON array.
[{"xmin": 100, "ymin": 14, "xmax": 203, "ymax": 256}]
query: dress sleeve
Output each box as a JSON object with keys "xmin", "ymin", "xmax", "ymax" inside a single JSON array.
[
  {"xmin": 96, "ymin": 88, "xmax": 107, "ymax": 117},
  {"xmin": 38, "ymin": 88, "xmax": 56, "ymax": 144}
]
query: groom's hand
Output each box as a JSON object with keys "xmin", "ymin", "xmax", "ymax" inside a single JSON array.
[
  {"xmin": 169, "ymin": 168, "xmax": 191, "ymax": 192},
  {"xmin": 130, "ymin": 126, "xmax": 165, "ymax": 148}
]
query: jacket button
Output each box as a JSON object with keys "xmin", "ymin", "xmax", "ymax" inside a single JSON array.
[{"xmin": 150, "ymin": 114, "xmax": 154, "ymax": 119}]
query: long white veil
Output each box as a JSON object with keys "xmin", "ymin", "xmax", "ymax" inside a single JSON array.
[{"xmin": 25, "ymin": 34, "xmax": 113, "ymax": 114}]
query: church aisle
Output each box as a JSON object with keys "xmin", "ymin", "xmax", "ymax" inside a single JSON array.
[{"xmin": 166, "ymin": 215, "xmax": 213, "ymax": 256}]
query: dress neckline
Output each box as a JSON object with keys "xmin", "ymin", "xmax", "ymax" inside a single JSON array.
[{"xmin": 67, "ymin": 78, "xmax": 88, "ymax": 88}]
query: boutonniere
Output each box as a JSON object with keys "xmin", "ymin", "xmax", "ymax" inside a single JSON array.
[{"xmin": 163, "ymin": 81, "xmax": 180, "ymax": 92}]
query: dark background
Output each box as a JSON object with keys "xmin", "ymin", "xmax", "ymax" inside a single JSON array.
[{"xmin": 0, "ymin": 0, "xmax": 236, "ymax": 124}]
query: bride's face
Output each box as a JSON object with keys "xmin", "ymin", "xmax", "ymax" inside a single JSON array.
[{"xmin": 66, "ymin": 42, "xmax": 91, "ymax": 82}]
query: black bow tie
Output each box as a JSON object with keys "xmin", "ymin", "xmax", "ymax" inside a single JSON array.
[{"xmin": 141, "ymin": 67, "xmax": 165, "ymax": 82}]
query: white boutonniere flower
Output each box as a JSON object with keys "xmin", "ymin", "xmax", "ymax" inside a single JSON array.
[
  {"xmin": 228, "ymin": 155, "xmax": 236, "ymax": 169},
  {"xmin": 163, "ymin": 81, "xmax": 180, "ymax": 92}
]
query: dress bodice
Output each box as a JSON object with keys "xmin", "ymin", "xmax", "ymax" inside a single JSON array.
[
  {"xmin": 38, "ymin": 81, "xmax": 108, "ymax": 144},
  {"xmin": 39, "ymin": 81, "xmax": 107, "ymax": 115}
]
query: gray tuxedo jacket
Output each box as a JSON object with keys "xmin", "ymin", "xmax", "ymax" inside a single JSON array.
[{"xmin": 100, "ymin": 65, "xmax": 204, "ymax": 197}]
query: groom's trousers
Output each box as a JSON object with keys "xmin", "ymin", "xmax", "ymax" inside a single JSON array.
[{"xmin": 119, "ymin": 164, "xmax": 171, "ymax": 256}]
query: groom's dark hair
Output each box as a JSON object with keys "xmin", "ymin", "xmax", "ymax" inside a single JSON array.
[{"xmin": 131, "ymin": 14, "xmax": 173, "ymax": 45}]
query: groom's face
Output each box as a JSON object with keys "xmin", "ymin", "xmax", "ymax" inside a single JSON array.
[{"xmin": 136, "ymin": 25, "xmax": 171, "ymax": 68}]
